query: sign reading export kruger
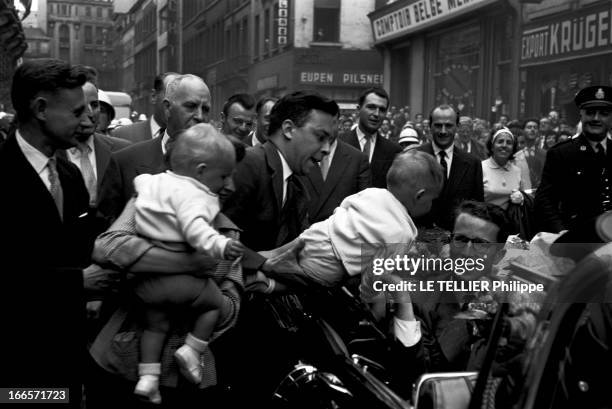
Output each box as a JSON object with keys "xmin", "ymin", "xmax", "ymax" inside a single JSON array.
[
  {"xmin": 520, "ymin": 3, "xmax": 612, "ymax": 66},
  {"xmin": 370, "ymin": 0, "xmax": 494, "ymax": 43}
]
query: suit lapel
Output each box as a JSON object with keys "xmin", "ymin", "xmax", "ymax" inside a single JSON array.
[
  {"xmin": 263, "ymin": 142, "xmax": 284, "ymax": 212},
  {"xmin": 343, "ymin": 129, "xmax": 360, "ymax": 150},
  {"xmin": 305, "ymin": 165, "xmax": 324, "ymax": 196},
  {"xmin": 447, "ymin": 149, "xmax": 469, "ymax": 193},
  {"xmin": 315, "ymin": 143, "xmax": 350, "ymax": 216},
  {"xmin": 93, "ymin": 134, "xmax": 111, "ymax": 190},
  {"xmin": 136, "ymin": 136, "xmax": 165, "ymax": 174}
]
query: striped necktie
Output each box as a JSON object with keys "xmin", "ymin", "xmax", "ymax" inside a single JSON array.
[
  {"xmin": 47, "ymin": 157, "xmax": 64, "ymax": 219},
  {"xmin": 77, "ymin": 142, "xmax": 97, "ymax": 206}
]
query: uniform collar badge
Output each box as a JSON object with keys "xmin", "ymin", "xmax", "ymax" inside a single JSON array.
[{"xmin": 580, "ymin": 145, "xmax": 587, "ymax": 151}]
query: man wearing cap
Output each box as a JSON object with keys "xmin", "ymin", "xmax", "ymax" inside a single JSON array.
[
  {"xmin": 398, "ymin": 127, "xmax": 421, "ymax": 150},
  {"xmin": 536, "ymin": 85, "xmax": 612, "ymax": 233},
  {"xmin": 455, "ymin": 116, "xmax": 487, "ymax": 160},
  {"xmin": 303, "ymin": 114, "xmax": 371, "ymax": 224}
]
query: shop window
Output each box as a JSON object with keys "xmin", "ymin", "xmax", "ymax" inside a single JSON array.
[
  {"xmin": 432, "ymin": 25, "xmax": 480, "ymax": 115},
  {"xmin": 313, "ymin": 0, "xmax": 340, "ymax": 43}
]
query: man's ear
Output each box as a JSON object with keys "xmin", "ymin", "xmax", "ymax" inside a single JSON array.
[
  {"xmin": 220, "ymin": 111, "xmax": 226, "ymax": 124},
  {"xmin": 31, "ymin": 97, "xmax": 47, "ymax": 121},
  {"xmin": 415, "ymin": 188, "xmax": 426, "ymax": 200},
  {"xmin": 150, "ymin": 89, "xmax": 157, "ymax": 105},
  {"xmin": 162, "ymin": 99, "xmax": 171, "ymax": 117},
  {"xmin": 281, "ymin": 119, "xmax": 295, "ymax": 140}
]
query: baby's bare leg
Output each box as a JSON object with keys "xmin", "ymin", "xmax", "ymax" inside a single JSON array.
[{"xmin": 190, "ymin": 278, "xmax": 224, "ymax": 340}]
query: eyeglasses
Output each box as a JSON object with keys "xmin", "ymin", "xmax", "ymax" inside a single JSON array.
[{"xmin": 450, "ymin": 234, "xmax": 494, "ymax": 253}]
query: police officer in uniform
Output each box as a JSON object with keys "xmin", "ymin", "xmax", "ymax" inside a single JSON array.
[{"xmin": 535, "ymin": 85, "xmax": 612, "ymax": 233}]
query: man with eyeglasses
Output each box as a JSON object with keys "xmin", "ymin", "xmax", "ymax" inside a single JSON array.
[
  {"xmin": 220, "ymin": 93, "xmax": 256, "ymax": 141},
  {"xmin": 536, "ymin": 85, "xmax": 612, "ymax": 233},
  {"xmin": 380, "ymin": 201, "xmax": 514, "ymax": 387}
]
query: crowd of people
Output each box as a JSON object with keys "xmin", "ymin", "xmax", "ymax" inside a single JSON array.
[{"xmin": 1, "ymin": 57, "xmax": 611, "ymax": 409}]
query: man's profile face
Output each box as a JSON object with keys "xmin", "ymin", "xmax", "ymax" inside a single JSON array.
[
  {"xmin": 44, "ymin": 87, "xmax": 89, "ymax": 149},
  {"xmin": 580, "ymin": 107, "xmax": 611, "ymax": 141},
  {"xmin": 431, "ymin": 107, "xmax": 457, "ymax": 150},
  {"xmin": 358, "ymin": 92, "xmax": 388, "ymax": 134},
  {"xmin": 524, "ymin": 121, "xmax": 539, "ymax": 141},
  {"xmin": 256, "ymin": 100, "xmax": 276, "ymax": 141},
  {"xmin": 78, "ymin": 81, "xmax": 99, "ymax": 140},
  {"xmin": 539, "ymin": 118, "xmax": 552, "ymax": 134},
  {"xmin": 287, "ymin": 109, "xmax": 333, "ymax": 175},
  {"xmin": 223, "ymin": 102, "xmax": 255, "ymax": 139},
  {"xmin": 165, "ymin": 78, "xmax": 211, "ymax": 137},
  {"xmin": 450, "ymin": 213, "xmax": 501, "ymax": 281},
  {"xmin": 152, "ymin": 74, "xmax": 178, "ymax": 126}
]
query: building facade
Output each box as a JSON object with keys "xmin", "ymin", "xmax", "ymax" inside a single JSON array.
[
  {"xmin": 368, "ymin": 0, "xmax": 521, "ymax": 121},
  {"xmin": 519, "ymin": 0, "xmax": 612, "ymax": 124},
  {"xmin": 47, "ymin": 0, "xmax": 116, "ymax": 89},
  {"xmin": 249, "ymin": 0, "xmax": 385, "ymax": 112}
]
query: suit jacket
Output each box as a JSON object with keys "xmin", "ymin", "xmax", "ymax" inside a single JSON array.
[
  {"xmin": 340, "ymin": 129, "xmax": 402, "ymax": 188},
  {"xmin": 98, "ymin": 136, "xmax": 165, "ymax": 220},
  {"xmin": 416, "ymin": 143, "xmax": 484, "ymax": 230},
  {"xmin": 111, "ymin": 118, "xmax": 154, "ymax": 144},
  {"xmin": 304, "ymin": 140, "xmax": 371, "ymax": 224},
  {"xmin": 223, "ymin": 141, "xmax": 309, "ymax": 251},
  {"xmin": 455, "ymin": 139, "xmax": 487, "ymax": 161},
  {"xmin": 0, "ymin": 134, "xmax": 90, "ymax": 397},
  {"xmin": 535, "ymin": 134, "xmax": 612, "ymax": 233}
]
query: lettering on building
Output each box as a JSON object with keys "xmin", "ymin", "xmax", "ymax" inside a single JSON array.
[
  {"xmin": 278, "ymin": 0, "xmax": 288, "ymax": 45},
  {"xmin": 299, "ymin": 71, "xmax": 384, "ymax": 86},
  {"xmin": 521, "ymin": 5, "xmax": 612, "ymax": 64},
  {"xmin": 372, "ymin": 0, "xmax": 491, "ymax": 42}
]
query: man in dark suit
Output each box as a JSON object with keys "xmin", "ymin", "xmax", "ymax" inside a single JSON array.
[
  {"xmin": 304, "ymin": 118, "xmax": 371, "ymax": 224},
  {"xmin": 416, "ymin": 104, "xmax": 484, "ymax": 231},
  {"xmin": 98, "ymin": 74, "xmax": 210, "ymax": 219},
  {"xmin": 223, "ymin": 91, "xmax": 339, "ymax": 250},
  {"xmin": 455, "ymin": 116, "xmax": 487, "ymax": 160},
  {"xmin": 536, "ymin": 85, "xmax": 612, "ymax": 233},
  {"xmin": 244, "ymin": 96, "xmax": 277, "ymax": 147},
  {"xmin": 112, "ymin": 72, "xmax": 179, "ymax": 143},
  {"xmin": 340, "ymin": 87, "xmax": 402, "ymax": 188},
  {"xmin": 222, "ymin": 90, "xmax": 338, "ymax": 407},
  {"xmin": 0, "ymin": 59, "xmax": 94, "ymax": 407}
]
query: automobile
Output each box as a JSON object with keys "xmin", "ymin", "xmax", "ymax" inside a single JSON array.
[{"xmin": 270, "ymin": 212, "xmax": 612, "ymax": 409}]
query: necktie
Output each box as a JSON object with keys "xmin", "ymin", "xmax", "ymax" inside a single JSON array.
[
  {"xmin": 438, "ymin": 150, "xmax": 448, "ymax": 181},
  {"xmin": 277, "ymin": 175, "xmax": 307, "ymax": 246},
  {"xmin": 47, "ymin": 157, "xmax": 64, "ymax": 220},
  {"xmin": 362, "ymin": 135, "xmax": 372, "ymax": 162},
  {"xmin": 77, "ymin": 143, "xmax": 97, "ymax": 206},
  {"xmin": 320, "ymin": 154, "xmax": 331, "ymax": 181},
  {"xmin": 156, "ymin": 127, "xmax": 165, "ymax": 139}
]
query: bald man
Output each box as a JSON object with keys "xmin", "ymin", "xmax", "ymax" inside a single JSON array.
[
  {"xmin": 260, "ymin": 149, "xmax": 444, "ymax": 288},
  {"xmin": 99, "ymin": 74, "xmax": 211, "ymax": 219},
  {"xmin": 131, "ymin": 123, "xmax": 245, "ymax": 403}
]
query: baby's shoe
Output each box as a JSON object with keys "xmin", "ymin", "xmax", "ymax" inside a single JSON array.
[
  {"xmin": 174, "ymin": 344, "xmax": 202, "ymax": 384},
  {"xmin": 134, "ymin": 363, "xmax": 162, "ymax": 404}
]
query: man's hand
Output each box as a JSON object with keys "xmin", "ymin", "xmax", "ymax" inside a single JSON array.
[
  {"xmin": 260, "ymin": 238, "xmax": 305, "ymax": 276},
  {"xmin": 224, "ymin": 239, "xmax": 247, "ymax": 259},
  {"xmin": 83, "ymin": 264, "xmax": 121, "ymax": 294},
  {"xmin": 245, "ymin": 271, "xmax": 272, "ymax": 293}
]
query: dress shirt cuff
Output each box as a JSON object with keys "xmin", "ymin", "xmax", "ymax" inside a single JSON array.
[{"xmin": 393, "ymin": 317, "xmax": 421, "ymax": 347}]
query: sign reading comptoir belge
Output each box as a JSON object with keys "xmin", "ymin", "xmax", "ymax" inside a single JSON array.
[
  {"xmin": 520, "ymin": 3, "xmax": 612, "ymax": 66},
  {"xmin": 370, "ymin": 0, "xmax": 495, "ymax": 43}
]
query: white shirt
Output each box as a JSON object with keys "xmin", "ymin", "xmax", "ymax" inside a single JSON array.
[
  {"xmin": 133, "ymin": 171, "xmax": 230, "ymax": 258},
  {"xmin": 393, "ymin": 318, "xmax": 422, "ymax": 347},
  {"xmin": 277, "ymin": 149, "xmax": 293, "ymax": 205},
  {"xmin": 356, "ymin": 126, "xmax": 376, "ymax": 163},
  {"xmin": 16, "ymin": 130, "xmax": 53, "ymax": 191},
  {"xmin": 588, "ymin": 136, "xmax": 608, "ymax": 153},
  {"xmin": 432, "ymin": 143, "xmax": 454, "ymax": 179},
  {"xmin": 161, "ymin": 130, "xmax": 170, "ymax": 155},
  {"xmin": 250, "ymin": 131, "xmax": 261, "ymax": 147},
  {"xmin": 67, "ymin": 135, "xmax": 98, "ymax": 180},
  {"xmin": 150, "ymin": 116, "xmax": 162, "ymax": 140}
]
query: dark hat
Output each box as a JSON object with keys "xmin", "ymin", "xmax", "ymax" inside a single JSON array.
[{"xmin": 574, "ymin": 86, "xmax": 612, "ymax": 109}]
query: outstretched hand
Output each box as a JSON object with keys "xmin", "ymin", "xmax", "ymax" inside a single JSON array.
[{"xmin": 260, "ymin": 238, "xmax": 305, "ymax": 277}]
